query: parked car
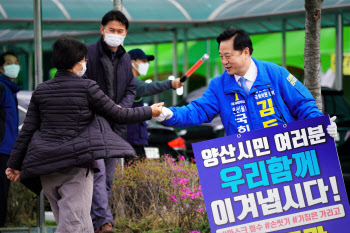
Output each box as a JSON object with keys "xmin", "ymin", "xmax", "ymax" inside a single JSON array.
[
  {"xmin": 145, "ymin": 119, "xmax": 186, "ymax": 159},
  {"xmin": 321, "ymin": 87, "xmax": 350, "ymax": 185},
  {"xmin": 17, "ymin": 91, "xmax": 32, "ymax": 130},
  {"xmin": 321, "ymin": 87, "xmax": 350, "ymax": 151}
]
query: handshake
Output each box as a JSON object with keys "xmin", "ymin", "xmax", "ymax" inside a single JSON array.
[{"xmin": 150, "ymin": 103, "xmax": 173, "ymax": 121}]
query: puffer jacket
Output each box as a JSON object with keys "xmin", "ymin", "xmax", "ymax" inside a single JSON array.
[{"xmin": 7, "ymin": 70, "xmax": 152, "ymax": 182}]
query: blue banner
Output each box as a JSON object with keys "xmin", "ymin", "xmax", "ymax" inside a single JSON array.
[{"xmin": 193, "ymin": 115, "xmax": 350, "ymax": 233}]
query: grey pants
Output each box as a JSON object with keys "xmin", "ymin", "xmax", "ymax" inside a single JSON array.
[{"xmin": 41, "ymin": 167, "xmax": 94, "ymax": 233}]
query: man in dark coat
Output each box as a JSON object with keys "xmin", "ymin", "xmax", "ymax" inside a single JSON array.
[
  {"xmin": 126, "ymin": 48, "xmax": 183, "ymax": 159},
  {"xmin": 0, "ymin": 51, "xmax": 21, "ymax": 227},
  {"xmin": 83, "ymin": 10, "xmax": 135, "ymax": 233}
]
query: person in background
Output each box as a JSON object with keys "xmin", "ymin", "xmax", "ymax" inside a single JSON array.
[
  {"xmin": 0, "ymin": 51, "xmax": 21, "ymax": 228},
  {"xmin": 49, "ymin": 67, "xmax": 57, "ymax": 79},
  {"xmin": 157, "ymin": 28, "xmax": 338, "ymax": 139},
  {"xmin": 126, "ymin": 48, "xmax": 183, "ymax": 159},
  {"xmin": 5, "ymin": 36, "xmax": 163, "ymax": 233},
  {"xmin": 83, "ymin": 10, "xmax": 136, "ymax": 233}
]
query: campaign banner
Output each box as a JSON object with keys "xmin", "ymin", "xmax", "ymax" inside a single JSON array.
[{"xmin": 192, "ymin": 115, "xmax": 350, "ymax": 233}]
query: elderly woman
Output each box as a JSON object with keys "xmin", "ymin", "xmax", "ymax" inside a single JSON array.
[{"xmin": 5, "ymin": 36, "xmax": 163, "ymax": 233}]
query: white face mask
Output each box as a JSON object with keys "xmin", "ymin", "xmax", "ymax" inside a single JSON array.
[
  {"xmin": 73, "ymin": 62, "xmax": 87, "ymax": 77},
  {"xmin": 104, "ymin": 31, "xmax": 125, "ymax": 48},
  {"xmin": 132, "ymin": 62, "xmax": 149, "ymax": 76},
  {"xmin": 3, "ymin": 64, "xmax": 20, "ymax": 79}
]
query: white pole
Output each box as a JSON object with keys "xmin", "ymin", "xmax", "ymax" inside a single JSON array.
[
  {"xmin": 34, "ymin": 0, "xmax": 43, "ymax": 87},
  {"xmin": 34, "ymin": 1, "xmax": 44, "ymax": 231},
  {"xmin": 335, "ymin": 12, "xmax": 343, "ymax": 90},
  {"xmin": 183, "ymin": 29, "xmax": 188, "ymax": 97},
  {"xmin": 114, "ymin": 0, "xmax": 122, "ymax": 10}
]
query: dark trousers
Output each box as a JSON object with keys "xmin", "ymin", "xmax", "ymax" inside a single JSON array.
[
  {"xmin": 132, "ymin": 144, "xmax": 146, "ymax": 158},
  {"xmin": 91, "ymin": 158, "xmax": 118, "ymax": 230},
  {"xmin": 125, "ymin": 145, "xmax": 146, "ymax": 165},
  {"xmin": 0, "ymin": 154, "xmax": 10, "ymax": 227}
]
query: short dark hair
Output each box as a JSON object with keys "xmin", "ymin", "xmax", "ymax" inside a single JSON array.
[
  {"xmin": 52, "ymin": 35, "xmax": 87, "ymax": 70},
  {"xmin": 216, "ymin": 28, "xmax": 253, "ymax": 55},
  {"xmin": 101, "ymin": 10, "xmax": 129, "ymax": 29},
  {"xmin": 0, "ymin": 51, "xmax": 18, "ymax": 67}
]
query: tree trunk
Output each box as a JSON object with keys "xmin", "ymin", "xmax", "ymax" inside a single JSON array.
[{"xmin": 304, "ymin": 0, "xmax": 323, "ymax": 110}]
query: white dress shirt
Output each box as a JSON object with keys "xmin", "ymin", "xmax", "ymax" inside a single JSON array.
[{"xmin": 234, "ymin": 58, "xmax": 257, "ymax": 91}]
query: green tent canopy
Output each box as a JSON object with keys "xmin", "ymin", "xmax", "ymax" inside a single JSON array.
[{"xmin": 124, "ymin": 27, "xmax": 350, "ymax": 80}]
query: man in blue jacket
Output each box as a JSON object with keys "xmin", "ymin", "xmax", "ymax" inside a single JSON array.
[
  {"xmin": 126, "ymin": 48, "xmax": 183, "ymax": 159},
  {"xmin": 157, "ymin": 28, "xmax": 337, "ymax": 138},
  {"xmin": 0, "ymin": 51, "xmax": 21, "ymax": 227}
]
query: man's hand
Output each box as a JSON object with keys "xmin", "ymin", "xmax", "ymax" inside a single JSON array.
[
  {"xmin": 327, "ymin": 116, "xmax": 338, "ymax": 139},
  {"xmin": 156, "ymin": 107, "xmax": 173, "ymax": 122},
  {"xmin": 5, "ymin": 168, "xmax": 21, "ymax": 182},
  {"xmin": 171, "ymin": 78, "xmax": 184, "ymax": 89},
  {"xmin": 150, "ymin": 102, "xmax": 164, "ymax": 117}
]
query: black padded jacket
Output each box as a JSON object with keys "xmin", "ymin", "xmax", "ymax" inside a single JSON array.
[{"xmin": 7, "ymin": 70, "xmax": 152, "ymax": 188}]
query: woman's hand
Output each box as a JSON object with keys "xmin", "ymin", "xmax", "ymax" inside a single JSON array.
[
  {"xmin": 5, "ymin": 168, "xmax": 21, "ymax": 182},
  {"xmin": 151, "ymin": 102, "xmax": 164, "ymax": 117}
]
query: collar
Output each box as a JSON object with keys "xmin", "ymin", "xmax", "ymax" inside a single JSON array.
[
  {"xmin": 250, "ymin": 57, "xmax": 272, "ymax": 88},
  {"xmin": 54, "ymin": 70, "xmax": 82, "ymax": 79},
  {"xmin": 234, "ymin": 58, "xmax": 257, "ymax": 83},
  {"xmin": 223, "ymin": 57, "xmax": 271, "ymax": 94},
  {"xmin": 0, "ymin": 74, "xmax": 21, "ymax": 93}
]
